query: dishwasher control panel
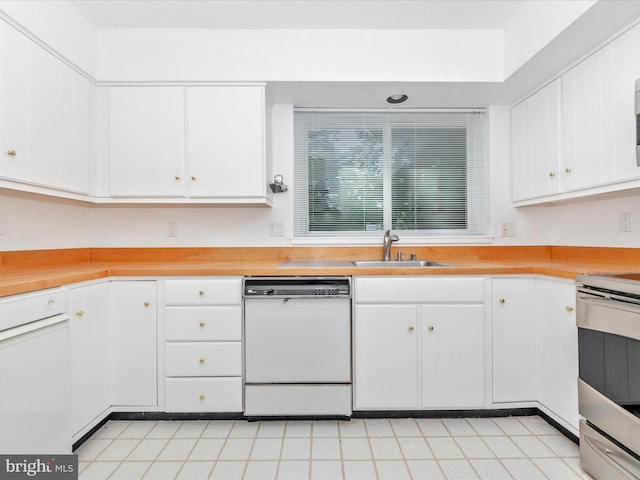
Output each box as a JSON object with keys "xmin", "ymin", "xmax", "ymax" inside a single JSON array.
[{"xmin": 243, "ymin": 277, "xmax": 351, "ymax": 297}]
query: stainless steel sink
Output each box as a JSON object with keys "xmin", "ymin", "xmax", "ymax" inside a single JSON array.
[{"xmin": 351, "ymin": 260, "xmax": 454, "ymax": 267}]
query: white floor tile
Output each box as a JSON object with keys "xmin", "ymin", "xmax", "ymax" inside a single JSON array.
[
  {"xmin": 229, "ymin": 421, "xmax": 259, "ymax": 438},
  {"xmin": 202, "ymin": 421, "xmax": 235, "ymax": 438},
  {"xmin": 406, "ymin": 460, "xmax": 446, "ymax": 480},
  {"xmin": 416, "ymin": 419, "xmax": 450, "ymax": 437},
  {"xmin": 538, "ymin": 434, "xmax": 580, "ymax": 457},
  {"xmin": 277, "ymin": 460, "xmax": 310, "ymax": 479},
  {"xmin": 281, "ymin": 438, "xmax": 311, "ymax": 460},
  {"xmin": 78, "ymin": 461, "xmax": 120, "ymax": 480},
  {"xmin": 174, "ymin": 421, "xmax": 207, "ymax": 439},
  {"xmin": 391, "ymin": 418, "xmax": 422, "ymax": 437},
  {"xmin": 340, "ymin": 438, "xmax": 372, "ymax": 460},
  {"xmin": 313, "ymin": 421, "xmax": 340, "ymax": 438},
  {"xmin": 188, "ymin": 438, "xmax": 225, "ymax": 461},
  {"xmin": 251, "ymin": 438, "xmax": 283, "ymax": 460},
  {"xmin": 369, "ymin": 437, "xmax": 403, "ymax": 460},
  {"xmin": 438, "ymin": 459, "xmax": 479, "ymax": 480},
  {"xmin": 76, "ymin": 439, "xmax": 112, "ymax": 462},
  {"xmin": 218, "ymin": 438, "xmax": 254, "ymax": 461},
  {"xmin": 376, "ymin": 460, "xmax": 411, "ymax": 479},
  {"xmin": 157, "ymin": 438, "xmax": 198, "ymax": 461},
  {"xmin": 563, "ymin": 457, "xmax": 596, "ymax": 479},
  {"xmin": 210, "ymin": 461, "xmax": 246, "ymax": 480},
  {"xmin": 96, "ymin": 439, "xmax": 140, "ymax": 461},
  {"xmin": 398, "ymin": 437, "xmax": 433, "ymax": 459},
  {"xmin": 482, "ymin": 436, "xmax": 525, "ymax": 458},
  {"xmin": 533, "ymin": 458, "xmax": 582, "ymax": 479},
  {"xmin": 493, "ymin": 417, "xmax": 531, "ymax": 436},
  {"xmin": 285, "ymin": 420, "xmax": 312, "ymax": 437},
  {"xmin": 467, "ymin": 418, "xmax": 504, "ymax": 436},
  {"xmin": 501, "ymin": 458, "xmax": 546, "ymax": 480},
  {"xmin": 244, "ymin": 460, "xmax": 278, "ymax": 480},
  {"xmin": 339, "ymin": 419, "xmax": 367, "ymax": 438},
  {"xmin": 343, "ymin": 460, "xmax": 377, "ymax": 479},
  {"xmin": 175, "ymin": 461, "xmax": 215, "ymax": 479},
  {"xmin": 454, "ymin": 437, "xmax": 495, "ymax": 459},
  {"xmin": 426, "ymin": 437, "xmax": 464, "ymax": 459},
  {"xmin": 120, "ymin": 421, "xmax": 157, "ymax": 438},
  {"xmin": 442, "ymin": 419, "xmax": 477, "ymax": 436},
  {"xmin": 312, "ymin": 438, "xmax": 342, "ymax": 460},
  {"xmin": 518, "ymin": 416, "xmax": 563, "ymax": 435},
  {"xmin": 470, "ymin": 459, "xmax": 512, "ymax": 480},
  {"xmin": 127, "ymin": 439, "xmax": 169, "ymax": 461},
  {"xmin": 311, "ymin": 460, "xmax": 344, "ymax": 479},
  {"xmin": 142, "ymin": 461, "xmax": 183, "ymax": 480},
  {"xmin": 511, "ymin": 436, "xmax": 556, "ymax": 458},
  {"xmin": 110, "ymin": 461, "xmax": 151, "ymax": 480},
  {"xmin": 147, "ymin": 421, "xmax": 183, "ymax": 439},
  {"xmin": 364, "ymin": 418, "xmax": 394, "ymax": 437},
  {"xmin": 258, "ymin": 421, "xmax": 286, "ymax": 438}
]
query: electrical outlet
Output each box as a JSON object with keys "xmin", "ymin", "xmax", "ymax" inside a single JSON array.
[
  {"xmin": 501, "ymin": 222, "xmax": 516, "ymax": 237},
  {"xmin": 620, "ymin": 212, "xmax": 633, "ymax": 232},
  {"xmin": 167, "ymin": 221, "xmax": 178, "ymax": 237}
]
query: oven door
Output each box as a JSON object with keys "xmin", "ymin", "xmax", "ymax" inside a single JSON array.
[
  {"xmin": 577, "ymin": 290, "xmax": 640, "ymax": 457},
  {"xmin": 244, "ymin": 297, "xmax": 351, "ymax": 383}
]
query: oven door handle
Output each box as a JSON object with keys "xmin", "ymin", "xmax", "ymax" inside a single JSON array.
[
  {"xmin": 583, "ymin": 432, "xmax": 640, "ymax": 479},
  {"xmin": 578, "ymin": 294, "xmax": 640, "ymax": 313}
]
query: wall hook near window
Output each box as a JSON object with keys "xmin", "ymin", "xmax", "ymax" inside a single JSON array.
[{"xmin": 269, "ymin": 174, "xmax": 288, "ymax": 193}]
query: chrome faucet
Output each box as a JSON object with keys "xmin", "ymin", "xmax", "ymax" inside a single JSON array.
[{"xmin": 383, "ymin": 229, "xmax": 399, "ymax": 261}]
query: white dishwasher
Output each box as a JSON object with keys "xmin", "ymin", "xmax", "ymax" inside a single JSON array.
[
  {"xmin": 243, "ymin": 277, "xmax": 351, "ymax": 417},
  {"xmin": 0, "ymin": 288, "xmax": 71, "ymax": 454}
]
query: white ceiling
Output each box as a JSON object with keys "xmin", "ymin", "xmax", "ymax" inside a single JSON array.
[{"xmin": 71, "ymin": 0, "xmax": 525, "ymax": 30}]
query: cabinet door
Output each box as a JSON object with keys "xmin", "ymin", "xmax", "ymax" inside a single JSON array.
[
  {"xmin": 110, "ymin": 281, "xmax": 157, "ymax": 407},
  {"xmin": 535, "ymin": 279, "xmax": 579, "ymax": 431},
  {"xmin": 562, "ymin": 44, "xmax": 616, "ymax": 191},
  {"xmin": 186, "ymin": 86, "xmax": 266, "ymax": 197},
  {"xmin": 109, "ymin": 86, "xmax": 185, "ymax": 196},
  {"xmin": 69, "ymin": 282, "xmax": 110, "ymax": 436},
  {"xmin": 492, "ymin": 278, "xmax": 536, "ymax": 402},
  {"xmin": 421, "ymin": 304, "xmax": 484, "ymax": 408},
  {"xmin": 353, "ymin": 304, "xmax": 420, "ymax": 409},
  {"xmin": 512, "ymin": 79, "xmax": 562, "ymax": 201}
]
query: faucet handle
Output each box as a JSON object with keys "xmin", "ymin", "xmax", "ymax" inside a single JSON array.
[{"xmin": 410, "ymin": 252, "xmax": 417, "ymax": 261}]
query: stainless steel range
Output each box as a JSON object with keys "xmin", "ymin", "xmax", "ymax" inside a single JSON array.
[{"xmin": 577, "ymin": 274, "xmax": 640, "ymax": 479}]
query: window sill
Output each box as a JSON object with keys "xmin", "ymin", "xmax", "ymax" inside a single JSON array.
[{"xmin": 289, "ymin": 236, "xmax": 496, "ymax": 246}]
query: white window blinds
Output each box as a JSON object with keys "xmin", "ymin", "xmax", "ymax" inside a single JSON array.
[{"xmin": 293, "ymin": 109, "xmax": 487, "ymax": 238}]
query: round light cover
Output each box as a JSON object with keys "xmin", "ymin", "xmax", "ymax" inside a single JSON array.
[{"xmin": 387, "ymin": 93, "xmax": 408, "ymax": 104}]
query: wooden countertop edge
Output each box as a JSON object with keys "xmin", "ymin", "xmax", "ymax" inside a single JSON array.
[{"xmin": 0, "ymin": 260, "xmax": 610, "ymax": 297}]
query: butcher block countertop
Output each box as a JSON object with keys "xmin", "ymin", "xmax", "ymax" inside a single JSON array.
[{"xmin": 1, "ymin": 246, "xmax": 639, "ymax": 297}]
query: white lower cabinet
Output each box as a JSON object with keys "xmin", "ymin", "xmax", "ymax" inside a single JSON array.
[
  {"xmin": 110, "ymin": 280, "xmax": 158, "ymax": 407},
  {"xmin": 163, "ymin": 277, "xmax": 243, "ymax": 412},
  {"xmin": 69, "ymin": 281, "xmax": 110, "ymax": 439},
  {"xmin": 492, "ymin": 277, "xmax": 536, "ymax": 402},
  {"xmin": 353, "ymin": 276, "xmax": 486, "ymax": 411}
]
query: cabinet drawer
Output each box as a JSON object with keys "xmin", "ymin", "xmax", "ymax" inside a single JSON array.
[
  {"xmin": 355, "ymin": 277, "xmax": 485, "ymax": 303},
  {"xmin": 0, "ymin": 288, "xmax": 68, "ymax": 332},
  {"xmin": 165, "ymin": 278, "xmax": 242, "ymax": 305},
  {"xmin": 166, "ymin": 306, "xmax": 241, "ymax": 341},
  {"xmin": 165, "ymin": 377, "xmax": 242, "ymax": 412},
  {"xmin": 165, "ymin": 342, "xmax": 241, "ymax": 376}
]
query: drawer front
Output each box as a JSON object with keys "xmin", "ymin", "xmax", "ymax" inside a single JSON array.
[
  {"xmin": 165, "ymin": 278, "xmax": 242, "ymax": 305},
  {"xmin": 165, "ymin": 377, "xmax": 242, "ymax": 412},
  {"xmin": 165, "ymin": 342, "xmax": 241, "ymax": 376},
  {"xmin": 355, "ymin": 276, "xmax": 485, "ymax": 303},
  {"xmin": 165, "ymin": 306, "xmax": 241, "ymax": 341},
  {"xmin": 0, "ymin": 288, "xmax": 68, "ymax": 332}
]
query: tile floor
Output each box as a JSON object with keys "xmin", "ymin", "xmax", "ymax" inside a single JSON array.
[{"xmin": 75, "ymin": 416, "xmax": 593, "ymax": 480}]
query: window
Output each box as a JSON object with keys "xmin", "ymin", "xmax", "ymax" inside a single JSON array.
[{"xmin": 293, "ymin": 110, "xmax": 488, "ymax": 238}]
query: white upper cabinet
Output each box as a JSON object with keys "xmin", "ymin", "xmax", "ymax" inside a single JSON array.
[
  {"xmin": 186, "ymin": 86, "xmax": 267, "ymax": 198},
  {"xmin": 109, "ymin": 86, "xmax": 186, "ymax": 197},
  {"xmin": 512, "ymin": 79, "xmax": 562, "ymax": 202},
  {"xmin": 562, "ymin": 44, "xmax": 616, "ymax": 191},
  {"xmin": 0, "ymin": 23, "xmax": 91, "ymax": 195}
]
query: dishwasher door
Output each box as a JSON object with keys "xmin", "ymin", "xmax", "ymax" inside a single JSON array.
[{"xmin": 244, "ymin": 297, "xmax": 351, "ymax": 384}]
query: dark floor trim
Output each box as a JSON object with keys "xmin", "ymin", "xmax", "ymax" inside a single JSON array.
[
  {"xmin": 537, "ymin": 409, "xmax": 579, "ymax": 445},
  {"xmin": 108, "ymin": 411, "xmax": 245, "ymax": 421},
  {"xmin": 352, "ymin": 408, "xmax": 538, "ymax": 420},
  {"xmin": 72, "ymin": 416, "xmax": 110, "ymax": 452}
]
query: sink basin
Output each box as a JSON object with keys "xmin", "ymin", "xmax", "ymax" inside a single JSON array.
[{"xmin": 351, "ymin": 260, "xmax": 454, "ymax": 267}]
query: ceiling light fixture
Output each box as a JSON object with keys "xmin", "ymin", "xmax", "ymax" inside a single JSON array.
[{"xmin": 387, "ymin": 93, "xmax": 408, "ymax": 104}]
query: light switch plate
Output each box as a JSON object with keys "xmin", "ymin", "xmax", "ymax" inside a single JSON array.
[
  {"xmin": 501, "ymin": 222, "xmax": 516, "ymax": 237},
  {"xmin": 270, "ymin": 221, "xmax": 284, "ymax": 236},
  {"xmin": 167, "ymin": 221, "xmax": 178, "ymax": 237}
]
